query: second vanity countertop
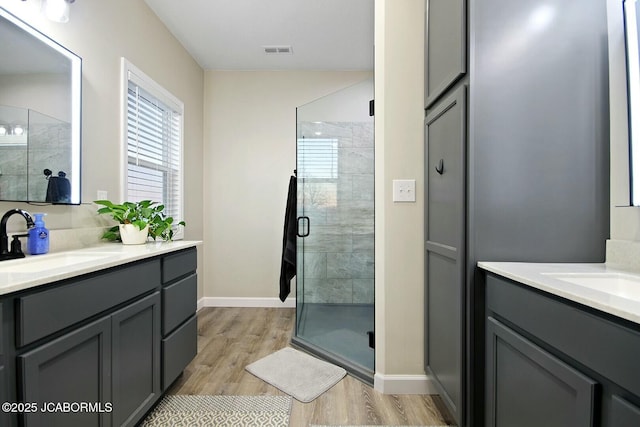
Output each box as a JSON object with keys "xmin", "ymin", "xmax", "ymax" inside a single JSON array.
[
  {"xmin": 478, "ymin": 262, "xmax": 640, "ymax": 326},
  {"xmin": 0, "ymin": 240, "xmax": 201, "ymax": 296}
]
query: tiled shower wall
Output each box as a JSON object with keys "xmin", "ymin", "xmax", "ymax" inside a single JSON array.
[
  {"xmin": 0, "ymin": 121, "xmax": 71, "ymax": 201},
  {"xmin": 298, "ymin": 121, "xmax": 374, "ymax": 304}
]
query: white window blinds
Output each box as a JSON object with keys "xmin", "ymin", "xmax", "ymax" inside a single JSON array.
[
  {"xmin": 124, "ymin": 60, "xmax": 184, "ymax": 239},
  {"xmin": 297, "ymin": 137, "xmax": 339, "ymax": 179}
]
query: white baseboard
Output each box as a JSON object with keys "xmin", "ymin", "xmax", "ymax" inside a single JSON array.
[
  {"xmin": 198, "ymin": 297, "xmax": 295, "ymax": 308},
  {"xmin": 373, "ymin": 373, "xmax": 439, "ymax": 394}
]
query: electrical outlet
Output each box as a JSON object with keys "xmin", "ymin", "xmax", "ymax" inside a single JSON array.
[
  {"xmin": 97, "ymin": 190, "xmax": 108, "ymax": 200},
  {"xmin": 392, "ymin": 179, "xmax": 416, "ymax": 202}
]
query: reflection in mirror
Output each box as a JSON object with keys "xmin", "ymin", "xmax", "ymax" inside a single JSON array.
[{"xmin": 0, "ymin": 7, "xmax": 81, "ymax": 204}]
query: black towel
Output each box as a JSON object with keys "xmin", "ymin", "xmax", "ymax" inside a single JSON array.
[
  {"xmin": 45, "ymin": 175, "xmax": 71, "ymax": 203},
  {"xmin": 279, "ymin": 175, "xmax": 297, "ymax": 302}
]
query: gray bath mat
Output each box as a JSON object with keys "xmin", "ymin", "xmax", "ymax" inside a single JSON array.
[
  {"xmin": 246, "ymin": 347, "xmax": 347, "ymax": 402},
  {"xmin": 141, "ymin": 395, "xmax": 291, "ymax": 426}
]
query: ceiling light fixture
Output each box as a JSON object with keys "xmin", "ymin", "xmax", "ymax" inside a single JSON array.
[
  {"xmin": 12, "ymin": 125, "xmax": 24, "ymax": 136},
  {"xmin": 43, "ymin": 0, "xmax": 75, "ymax": 23}
]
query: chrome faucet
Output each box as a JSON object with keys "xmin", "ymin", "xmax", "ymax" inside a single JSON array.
[{"xmin": 0, "ymin": 209, "xmax": 35, "ymax": 261}]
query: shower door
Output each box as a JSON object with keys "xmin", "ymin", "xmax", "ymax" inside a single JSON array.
[{"xmin": 293, "ymin": 78, "xmax": 375, "ymax": 383}]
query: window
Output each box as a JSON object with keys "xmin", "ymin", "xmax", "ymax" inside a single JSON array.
[
  {"xmin": 297, "ymin": 136, "xmax": 339, "ymax": 208},
  {"xmin": 122, "ymin": 59, "xmax": 184, "ymax": 239},
  {"xmin": 297, "ymin": 137, "xmax": 339, "ymax": 179}
]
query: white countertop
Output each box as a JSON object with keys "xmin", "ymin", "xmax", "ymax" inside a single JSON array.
[
  {"xmin": 478, "ymin": 262, "xmax": 640, "ymax": 325},
  {"xmin": 0, "ymin": 240, "xmax": 201, "ymax": 296}
]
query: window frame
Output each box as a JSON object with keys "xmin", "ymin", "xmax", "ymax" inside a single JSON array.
[{"xmin": 120, "ymin": 58, "xmax": 185, "ymax": 239}]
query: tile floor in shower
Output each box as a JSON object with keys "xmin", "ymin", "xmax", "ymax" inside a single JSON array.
[{"xmin": 296, "ymin": 303, "xmax": 374, "ymax": 371}]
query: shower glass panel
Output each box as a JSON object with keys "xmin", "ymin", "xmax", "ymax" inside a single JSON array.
[{"xmin": 293, "ymin": 78, "xmax": 374, "ymax": 383}]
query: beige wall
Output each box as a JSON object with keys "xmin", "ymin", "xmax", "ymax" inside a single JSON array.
[
  {"xmin": 0, "ymin": 0, "xmax": 429, "ymax": 380},
  {"xmin": 374, "ymin": 0, "xmax": 426, "ymax": 375},
  {"xmin": 0, "ymin": 0, "xmax": 205, "ymax": 295},
  {"xmin": 203, "ymin": 70, "xmax": 372, "ymax": 299},
  {"xmin": 608, "ymin": 0, "xmax": 640, "ymax": 240}
]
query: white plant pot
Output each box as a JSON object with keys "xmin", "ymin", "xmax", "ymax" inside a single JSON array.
[{"xmin": 119, "ymin": 224, "xmax": 149, "ymax": 245}]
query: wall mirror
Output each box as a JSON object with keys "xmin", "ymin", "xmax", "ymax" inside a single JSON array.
[{"xmin": 0, "ymin": 7, "xmax": 81, "ymax": 204}]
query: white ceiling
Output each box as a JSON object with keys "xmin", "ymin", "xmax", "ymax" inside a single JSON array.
[{"xmin": 144, "ymin": 0, "xmax": 374, "ymax": 71}]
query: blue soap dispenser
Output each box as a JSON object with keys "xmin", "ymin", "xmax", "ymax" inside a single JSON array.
[{"xmin": 28, "ymin": 213, "xmax": 49, "ymax": 255}]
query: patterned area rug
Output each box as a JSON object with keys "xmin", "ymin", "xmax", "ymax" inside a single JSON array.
[{"xmin": 141, "ymin": 395, "xmax": 292, "ymax": 427}]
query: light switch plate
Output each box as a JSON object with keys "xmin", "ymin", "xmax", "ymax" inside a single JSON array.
[{"xmin": 392, "ymin": 179, "xmax": 416, "ymax": 202}]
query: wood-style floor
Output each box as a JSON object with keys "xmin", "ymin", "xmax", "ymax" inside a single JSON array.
[{"xmin": 167, "ymin": 307, "xmax": 454, "ymax": 426}]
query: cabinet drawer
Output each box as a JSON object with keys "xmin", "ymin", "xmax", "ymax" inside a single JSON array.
[
  {"xmin": 162, "ymin": 248, "xmax": 197, "ymax": 284},
  {"xmin": 17, "ymin": 259, "xmax": 160, "ymax": 347},
  {"xmin": 162, "ymin": 314, "xmax": 196, "ymax": 390},
  {"xmin": 487, "ymin": 274, "xmax": 640, "ymax": 398},
  {"xmin": 162, "ymin": 274, "xmax": 197, "ymax": 335}
]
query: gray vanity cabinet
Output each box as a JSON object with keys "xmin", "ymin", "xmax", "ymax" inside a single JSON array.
[
  {"xmin": 485, "ymin": 273, "xmax": 640, "ymax": 427},
  {"xmin": 425, "ymin": 0, "xmax": 466, "ymax": 108},
  {"xmin": 424, "ymin": 0, "xmax": 610, "ymax": 424},
  {"xmin": 424, "ymin": 85, "xmax": 466, "ymax": 419},
  {"xmin": 0, "ymin": 247, "xmax": 197, "ymax": 427}
]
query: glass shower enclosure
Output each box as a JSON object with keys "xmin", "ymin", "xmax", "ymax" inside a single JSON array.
[{"xmin": 292, "ymin": 78, "xmax": 375, "ymax": 384}]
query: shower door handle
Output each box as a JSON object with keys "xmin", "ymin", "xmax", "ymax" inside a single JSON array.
[{"xmin": 296, "ymin": 216, "xmax": 310, "ymax": 237}]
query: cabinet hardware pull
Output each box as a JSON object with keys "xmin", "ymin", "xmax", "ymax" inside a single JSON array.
[{"xmin": 435, "ymin": 159, "xmax": 444, "ymax": 175}]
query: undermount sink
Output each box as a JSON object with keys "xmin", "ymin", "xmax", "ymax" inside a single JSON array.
[
  {"xmin": 543, "ymin": 272, "xmax": 640, "ymax": 302},
  {"xmin": 0, "ymin": 252, "xmax": 115, "ymax": 274}
]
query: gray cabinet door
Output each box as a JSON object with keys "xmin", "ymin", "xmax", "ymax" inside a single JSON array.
[
  {"xmin": 425, "ymin": 0, "xmax": 466, "ymax": 108},
  {"xmin": 424, "ymin": 86, "xmax": 466, "ymax": 423},
  {"xmin": 611, "ymin": 395, "xmax": 640, "ymax": 427},
  {"xmin": 0, "ymin": 302, "xmax": 8, "ymax": 427},
  {"xmin": 19, "ymin": 317, "xmax": 112, "ymax": 427},
  {"xmin": 0, "ymin": 366, "xmax": 9, "ymax": 427},
  {"xmin": 112, "ymin": 292, "xmax": 161, "ymax": 427},
  {"xmin": 486, "ymin": 317, "xmax": 597, "ymax": 427}
]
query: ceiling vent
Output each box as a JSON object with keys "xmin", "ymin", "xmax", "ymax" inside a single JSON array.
[{"xmin": 263, "ymin": 45, "xmax": 293, "ymax": 55}]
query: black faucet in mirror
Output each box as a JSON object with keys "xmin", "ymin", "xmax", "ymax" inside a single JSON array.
[{"xmin": 0, "ymin": 209, "xmax": 35, "ymax": 261}]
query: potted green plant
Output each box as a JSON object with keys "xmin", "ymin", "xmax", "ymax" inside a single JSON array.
[{"xmin": 94, "ymin": 199, "xmax": 186, "ymax": 244}]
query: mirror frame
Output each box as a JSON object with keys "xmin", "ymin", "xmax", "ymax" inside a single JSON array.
[
  {"xmin": 625, "ymin": 0, "xmax": 640, "ymax": 205},
  {"xmin": 0, "ymin": 7, "xmax": 81, "ymax": 204}
]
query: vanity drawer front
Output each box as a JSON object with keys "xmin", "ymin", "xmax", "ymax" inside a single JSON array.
[
  {"xmin": 17, "ymin": 259, "xmax": 161, "ymax": 347},
  {"xmin": 162, "ymin": 314, "xmax": 197, "ymax": 390},
  {"xmin": 162, "ymin": 274, "xmax": 197, "ymax": 335},
  {"xmin": 486, "ymin": 274, "xmax": 640, "ymax": 398},
  {"xmin": 162, "ymin": 248, "xmax": 197, "ymax": 284}
]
